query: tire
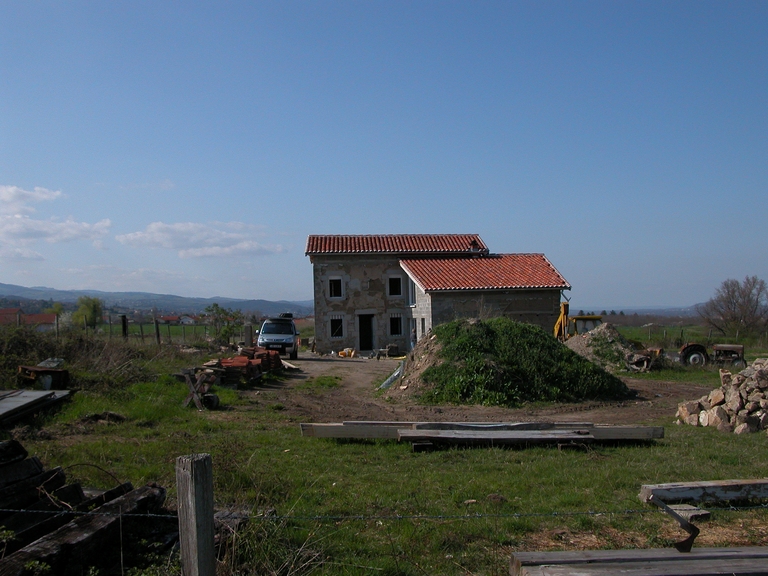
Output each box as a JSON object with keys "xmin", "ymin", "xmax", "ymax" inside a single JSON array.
[
  {"xmin": 290, "ymin": 348, "xmax": 298, "ymax": 361},
  {"xmin": 732, "ymin": 358, "xmax": 746, "ymax": 369},
  {"xmin": 684, "ymin": 350, "xmax": 707, "ymax": 367},
  {"xmin": 202, "ymin": 394, "xmax": 220, "ymax": 410}
]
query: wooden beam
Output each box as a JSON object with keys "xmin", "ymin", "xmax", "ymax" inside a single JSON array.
[
  {"xmin": 300, "ymin": 423, "xmax": 400, "ymax": 439},
  {"xmin": 398, "ymin": 429, "xmax": 595, "ymax": 445},
  {"xmin": 639, "ymin": 479, "xmax": 768, "ymax": 504},
  {"xmin": 0, "ymin": 484, "xmax": 166, "ymax": 576},
  {"xmin": 512, "ymin": 547, "xmax": 768, "ymax": 576}
]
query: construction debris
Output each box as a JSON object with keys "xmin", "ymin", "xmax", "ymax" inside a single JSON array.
[
  {"xmin": 300, "ymin": 421, "xmax": 664, "ymax": 450},
  {"xmin": 676, "ymin": 358, "xmax": 768, "ymax": 433},
  {"xmin": 565, "ymin": 322, "xmax": 662, "ymax": 373}
]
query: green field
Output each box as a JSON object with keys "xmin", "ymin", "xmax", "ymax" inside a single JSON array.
[{"xmin": 2, "ymin": 324, "xmax": 768, "ymax": 575}]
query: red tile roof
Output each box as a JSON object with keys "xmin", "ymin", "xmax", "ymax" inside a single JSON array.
[
  {"xmin": 400, "ymin": 254, "xmax": 570, "ymax": 291},
  {"xmin": 306, "ymin": 234, "xmax": 489, "ymax": 255}
]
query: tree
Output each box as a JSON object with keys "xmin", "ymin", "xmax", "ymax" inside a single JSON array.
[
  {"xmin": 71, "ymin": 297, "xmax": 104, "ymax": 328},
  {"xmin": 45, "ymin": 302, "xmax": 65, "ymax": 316},
  {"xmin": 204, "ymin": 303, "xmax": 244, "ymax": 344},
  {"xmin": 697, "ymin": 275, "xmax": 768, "ymax": 337}
]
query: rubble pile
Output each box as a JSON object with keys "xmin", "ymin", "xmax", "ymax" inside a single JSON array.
[
  {"xmin": 565, "ymin": 323, "xmax": 654, "ymax": 373},
  {"xmin": 676, "ymin": 358, "xmax": 768, "ymax": 434}
]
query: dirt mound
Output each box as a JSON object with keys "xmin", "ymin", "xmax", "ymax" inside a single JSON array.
[
  {"xmin": 385, "ymin": 318, "xmax": 630, "ymax": 407},
  {"xmin": 565, "ymin": 323, "xmax": 650, "ymax": 373}
]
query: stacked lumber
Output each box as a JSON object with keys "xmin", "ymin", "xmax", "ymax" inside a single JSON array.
[
  {"xmin": 511, "ymin": 547, "xmax": 768, "ymax": 575},
  {"xmin": 0, "ymin": 440, "xmax": 166, "ymax": 574},
  {"xmin": 300, "ymin": 421, "xmax": 664, "ymax": 449},
  {"xmin": 676, "ymin": 358, "xmax": 768, "ymax": 434}
]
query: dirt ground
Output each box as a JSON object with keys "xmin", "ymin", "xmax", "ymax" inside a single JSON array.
[{"xmin": 253, "ymin": 351, "xmax": 714, "ymax": 425}]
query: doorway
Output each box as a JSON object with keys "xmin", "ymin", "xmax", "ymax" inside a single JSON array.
[{"xmin": 358, "ymin": 314, "xmax": 374, "ymax": 351}]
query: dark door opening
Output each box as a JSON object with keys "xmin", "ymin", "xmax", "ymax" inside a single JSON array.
[{"xmin": 358, "ymin": 314, "xmax": 374, "ymax": 351}]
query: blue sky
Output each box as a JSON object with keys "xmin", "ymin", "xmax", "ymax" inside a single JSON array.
[{"xmin": 1, "ymin": 1, "xmax": 766, "ymax": 309}]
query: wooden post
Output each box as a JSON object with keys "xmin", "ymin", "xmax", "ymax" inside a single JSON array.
[
  {"xmin": 154, "ymin": 317, "xmax": 161, "ymax": 347},
  {"xmin": 244, "ymin": 325, "xmax": 253, "ymax": 347},
  {"xmin": 139, "ymin": 323, "xmax": 145, "ymax": 344},
  {"xmin": 167, "ymin": 323, "xmax": 172, "ymax": 344},
  {"xmin": 176, "ymin": 454, "xmax": 215, "ymax": 576},
  {"xmin": 121, "ymin": 315, "xmax": 128, "ymax": 339},
  {"xmin": 108, "ymin": 315, "xmax": 112, "ymax": 339},
  {"xmin": 183, "ymin": 324, "xmax": 186, "ymax": 344}
]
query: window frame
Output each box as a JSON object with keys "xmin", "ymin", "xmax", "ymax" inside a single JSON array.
[
  {"xmin": 328, "ymin": 277, "xmax": 344, "ymax": 299},
  {"xmin": 330, "ymin": 314, "xmax": 344, "ymax": 339},
  {"xmin": 389, "ymin": 313, "xmax": 403, "ymax": 337},
  {"xmin": 388, "ymin": 276, "xmax": 403, "ymax": 298}
]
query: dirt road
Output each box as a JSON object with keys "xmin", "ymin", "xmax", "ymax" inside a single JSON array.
[{"xmin": 254, "ymin": 352, "xmax": 713, "ymax": 425}]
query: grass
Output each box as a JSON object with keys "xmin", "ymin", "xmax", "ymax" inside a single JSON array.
[{"xmin": 3, "ymin": 326, "xmax": 768, "ymax": 575}]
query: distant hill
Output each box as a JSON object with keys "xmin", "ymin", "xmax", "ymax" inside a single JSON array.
[{"xmin": 0, "ymin": 282, "xmax": 313, "ymax": 317}]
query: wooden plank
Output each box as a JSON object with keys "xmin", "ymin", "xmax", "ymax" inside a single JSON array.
[
  {"xmin": 0, "ymin": 468, "xmax": 66, "ymax": 519},
  {"xmin": 300, "ymin": 423, "xmax": 400, "ymax": 439},
  {"xmin": 414, "ymin": 422, "xmax": 595, "ymax": 431},
  {"xmin": 512, "ymin": 546, "xmax": 768, "ymax": 571},
  {"xmin": 7, "ymin": 482, "xmax": 133, "ymax": 555},
  {"xmin": 398, "ymin": 429, "xmax": 595, "ymax": 444},
  {"xmin": 639, "ymin": 479, "xmax": 768, "ymax": 504},
  {"xmin": 590, "ymin": 425, "xmax": 664, "ymax": 440},
  {"xmin": 0, "ymin": 484, "xmax": 166, "ymax": 576},
  {"xmin": 0, "ymin": 457, "xmax": 44, "ymax": 489},
  {"xmin": 1, "ymin": 483, "xmax": 85, "ymax": 534},
  {"xmin": 0, "ymin": 441, "xmax": 27, "ymax": 467},
  {"xmin": 517, "ymin": 557, "xmax": 768, "ymax": 575}
]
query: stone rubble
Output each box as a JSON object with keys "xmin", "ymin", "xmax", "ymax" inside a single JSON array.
[{"xmin": 676, "ymin": 358, "xmax": 768, "ymax": 435}]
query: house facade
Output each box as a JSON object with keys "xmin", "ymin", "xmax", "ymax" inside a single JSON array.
[{"xmin": 306, "ymin": 234, "xmax": 570, "ymax": 354}]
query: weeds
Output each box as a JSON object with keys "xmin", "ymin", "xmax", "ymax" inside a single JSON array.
[{"xmin": 419, "ymin": 318, "xmax": 631, "ymax": 407}]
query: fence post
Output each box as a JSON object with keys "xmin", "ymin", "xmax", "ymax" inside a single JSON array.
[
  {"xmin": 121, "ymin": 315, "xmax": 128, "ymax": 339},
  {"xmin": 176, "ymin": 454, "xmax": 215, "ymax": 576},
  {"xmin": 154, "ymin": 317, "xmax": 161, "ymax": 347}
]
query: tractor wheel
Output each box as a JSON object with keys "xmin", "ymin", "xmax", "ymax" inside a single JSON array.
[
  {"xmin": 683, "ymin": 350, "xmax": 707, "ymax": 367},
  {"xmin": 732, "ymin": 358, "xmax": 746, "ymax": 369}
]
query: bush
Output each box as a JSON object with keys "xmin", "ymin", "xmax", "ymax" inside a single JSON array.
[{"xmin": 420, "ymin": 318, "xmax": 631, "ymax": 407}]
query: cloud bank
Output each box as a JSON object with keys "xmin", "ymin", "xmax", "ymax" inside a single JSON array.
[{"xmin": 115, "ymin": 221, "xmax": 285, "ymax": 259}]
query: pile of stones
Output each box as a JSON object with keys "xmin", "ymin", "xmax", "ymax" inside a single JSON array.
[{"xmin": 676, "ymin": 358, "xmax": 768, "ymax": 434}]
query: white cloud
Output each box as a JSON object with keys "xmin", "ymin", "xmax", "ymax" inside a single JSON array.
[
  {"xmin": 0, "ymin": 185, "xmax": 111, "ymax": 260},
  {"xmin": 0, "ymin": 185, "xmax": 62, "ymax": 215},
  {"xmin": 115, "ymin": 221, "xmax": 285, "ymax": 259},
  {"xmin": 0, "ymin": 245, "xmax": 45, "ymax": 261},
  {"xmin": 0, "ymin": 215, "xmax": 111, "ymax": 244}
]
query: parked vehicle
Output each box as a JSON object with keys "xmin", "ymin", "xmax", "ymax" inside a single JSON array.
[
  {"xmin": 257, "ymin": 313, "xmax": 300, "ymax": 360},
  {"xmin": 679, "ymin": 342, "xmax": 745, "ymax": 368}
]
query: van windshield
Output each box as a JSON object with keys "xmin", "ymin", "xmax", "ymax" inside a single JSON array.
[{"xmin": 262, "ymin": 322, "xmax": 293, "ymax": 335}]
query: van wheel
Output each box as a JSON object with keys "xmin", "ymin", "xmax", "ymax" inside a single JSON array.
[{"xmin": 290, "ymin": 349, "xmax": 298, "ymax": 360}]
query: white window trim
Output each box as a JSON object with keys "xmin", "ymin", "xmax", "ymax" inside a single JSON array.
[
  {"xmin": 387, "ymin": 275, "xmax": 404, "ymax": 298},
  {"xmin": 329, "ymin": 314, "xmax": 344, "ymax": 339},
  {"xmin": 389, "ymin": 313, "xmax": 403, "ymax": 337},
  {"xmin": 328, "ymin": 277, "xmax": 344, "ymax": 299}
]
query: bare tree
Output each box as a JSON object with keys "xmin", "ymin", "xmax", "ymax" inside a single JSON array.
[{"xmin": 697, "ymin": 276, "xmax": 768, "ymax": 337}]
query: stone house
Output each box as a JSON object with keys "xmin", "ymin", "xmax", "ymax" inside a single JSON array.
[{"xmin": 306, "ymin": 234, "xmax": 571, "ymax": 355}]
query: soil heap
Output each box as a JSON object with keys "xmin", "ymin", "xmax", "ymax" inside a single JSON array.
[
  {"xmin": 565, "ymin": 322, "xmax": 651, "ymax": 373},
  {"xmin": 387, "ymin": 317, "xmax": 630, "ymax": 408},
  {"xmin": 676, "ymin": 358, "xmax": 768, "ymax": 434}
]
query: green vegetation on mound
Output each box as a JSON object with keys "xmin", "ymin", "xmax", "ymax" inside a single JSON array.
[{"xmin": 420, "ymin": 318, "xmax": 632, "ymax": 407}]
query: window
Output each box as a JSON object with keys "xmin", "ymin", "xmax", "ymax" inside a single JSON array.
[
  {"xmin": 421, "ymin": 317, "xmax": 426, "ymax": 336},
  {"xmin": 330, "ymin": 315, "xmax": 344, "ymax": 338},
  {"xmin": 388, "ymin": 276, "xmax": 403, "ymax": 297},
  {"xmin": 329, "ymin": 278, "xmax": 343, "ymax": 298},
  {"xmin": 407, "ymin": 278, "xmax": 416, "ymax": 306},
  {"xmin": 389, "ymin": 313, "xmax": 403, "ymax": 336}
]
